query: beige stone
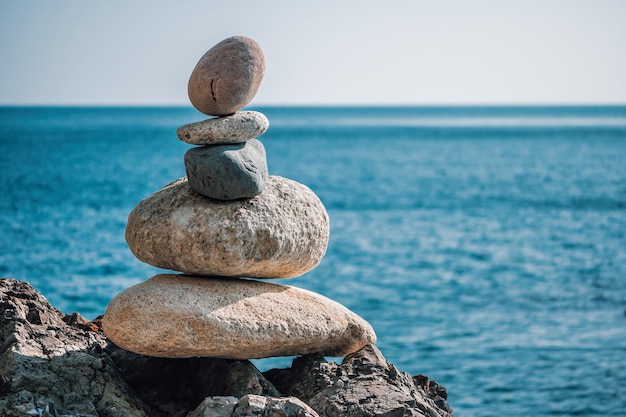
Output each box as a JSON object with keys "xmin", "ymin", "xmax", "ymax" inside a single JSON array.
[
  {"xmin": 125, "ymin": 176, "xmax": 329, "ymax": 278},
  {"xmin": 188, "ymin": 36, "xmax": 265, "ymax": 116},
  {"xmin": 176, "ymin": 111, "xmax": 269, "ymax": 145},
  {"xmin": 102, "ymin": 274, "xmax": 377, "ymax": 359}
]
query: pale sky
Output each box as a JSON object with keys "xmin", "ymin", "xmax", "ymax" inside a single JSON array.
[{"xmin": 1, "ymin": 0, "xmax": 625, "ymax": 106}]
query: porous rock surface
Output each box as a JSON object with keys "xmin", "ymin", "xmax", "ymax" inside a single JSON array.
[
  {"xmin": 188, "ymin": 395, "xmax": 319, "ymax": 417},
  {"xmin": 188, "ymin": 36, "xmax": 265, "ymax": 116},
  {"xmin": 107, "ymin": 346, "xmax": 280, "ymax": 416},
  {"xmin": 125, "ymin": 176, "xmax": 330, "ymax": 278},
  {"xmin": 0, "ymin": 278, "xmax": 147, "ymax": 417},
  {"xmin": 102, "ymin": 274, "xmax": 376, "ymax": 359},
  {"xmin": 184, "ymin": 139, "xmax": 268, "ymax": 200},
  {"xmin": 1, "ymin": 279, "xmax": 454, "ymax": 417},
  {"xmin": 265, "ymin": 344, "xmax": 454, "ymax": 417},
  {"xmin": 177, "ymin": 111, "xmax": 269, "ymax": 145}
]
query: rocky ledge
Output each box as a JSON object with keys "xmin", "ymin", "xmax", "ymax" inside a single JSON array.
[{"xmin": 0, "ymin": 278, "xmax": 453, "ymax": 417}]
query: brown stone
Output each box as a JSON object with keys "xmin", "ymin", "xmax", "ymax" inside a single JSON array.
[
  {"xmin": 188, "ymin": 36, "xmax": 265, "ymax": 116},
  {"xmin": 102, "ymin": 274, "xmax": 377, "ymax": 359}
]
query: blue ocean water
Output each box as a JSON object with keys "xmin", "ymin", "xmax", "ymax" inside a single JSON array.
[{"xmin": 1, "ymin": 105, "xmax": 625, "ymax": 416}]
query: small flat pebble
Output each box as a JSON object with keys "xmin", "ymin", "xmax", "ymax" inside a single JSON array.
[{"xmin": 176, "ymin": 111, "xmax": 269, "ymax": 145}]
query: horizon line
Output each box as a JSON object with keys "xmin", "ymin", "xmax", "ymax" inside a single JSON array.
[{"xmin": 1, "ymin": 102, "xmax": 626, "ymax": 108}]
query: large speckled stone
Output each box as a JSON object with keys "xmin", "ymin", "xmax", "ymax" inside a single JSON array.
[
  {"xmin": 102, "ymin": 274, "xmax": 377, "ymax": 359},
  {"xmin": 184, "ymin": 139, "xmax": 268, "ymax": 201},
  {"xmin": 188, "ymin": 36, "xmax": 265, "ymax": 116},
  {"xmin": 177, "ymin": 111, "xmax": 269, "ymax": 145},
  {"xmin": 125, "ymin": 176, "xmax": 329, "ymax": 278}
]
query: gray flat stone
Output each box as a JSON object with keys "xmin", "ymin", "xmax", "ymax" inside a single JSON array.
[
  {"xmin": 177, "ymin": 111, "xmax": 269, "ymax": 145},
  {"xmin": 184, "ymin": 139, "xmax": 268, "ymax": 201}
]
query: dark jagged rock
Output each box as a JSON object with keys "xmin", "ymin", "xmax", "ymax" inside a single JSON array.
[
  {"xmin": 107, "ymin": 346, "xmax": 280, "ymax": 416},
  {"xmin": 263, "ymin": 345, "xmax": 454, "ymax": 417},
  {"xmin": 0, "ymin": 279, "xmax": 454, "ymax": 417},
  {"xmin": 0, "ymin": 278, "xmax": 147, "ymax": 417}
]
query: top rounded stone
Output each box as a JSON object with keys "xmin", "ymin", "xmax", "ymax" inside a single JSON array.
[{"xmin": 188, "ymin": 36, "xmax": 265, "ymax": 116}]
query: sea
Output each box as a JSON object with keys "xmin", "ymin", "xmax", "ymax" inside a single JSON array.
[{"xmin": 1, "ymin": 105, "xmax": 625, "ymax": 416}]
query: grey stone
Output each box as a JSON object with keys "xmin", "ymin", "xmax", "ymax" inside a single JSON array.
[
  {"xmin": 0, "ymin": 278, "xmax": 149, "ymax": 417},
  {"xmin": 102, "ymin": 274, "xmax": 377, "ymax": 359},
  {"xmin": 187, "ymin": 395, "xmax": 319, "ymax": 417},
  {"xmin": 235, "ymin": 395, "xmax": 319, "ymax": 417},
  {"xmin": 263, "ymin": 344, "xmax": 454, "ymax": 417},
  {"xmin": 187, "ymin": 397, "xmax": 239, "ymax": 417},
  {"xmin": 184, "ymin": 139, "xmax": 268, "ymax": 201},
  {"xmin": 177, "ymin": 111, "xmax": 269, "ymax": 145},
  {"xmin": 125, "ymin": 176, "xmax": 329, "ymax": 278},
  {"xmin": 188, "ymin": 36, "xmax": 265, "ymax": 116}
]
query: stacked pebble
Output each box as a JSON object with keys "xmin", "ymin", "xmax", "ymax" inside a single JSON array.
[
  {"xmin": 102, "ymin": 36, "xmax": 376, "ymax": 360},
  {"xmin": 179, "ymin": 111, "xmax": 270, "ymax": 201}
]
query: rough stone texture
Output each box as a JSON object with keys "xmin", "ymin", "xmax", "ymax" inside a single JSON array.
[
  {"xmin": 102, "ymin": 274, "xmax": 376, "ymax": 359},
  {"xmin": 1, "ymin": 279, "xmax": 454, "ymax": 417},
  {"xmin": 0, "ymin": 278, "xmax": 148, "ymax": 417},
  {"xmin": 264, "ymin": 345, "xmax": 454, "ymax": 417},
  {"xmin": 0, "ymin": 278, "xmax": 283, "ymax": 417},
  {"xmin": 188, "ymin": 395, "xmax": 319, "ymax": 417},
  {"xmin": 185, "ymin": 139, "xmax": 268, "ymax": 200},
  {"xmin": 108, "ymin": 347, "xmax": 280, "ymax": 417},
  {"xmin": 177, "ymin": 111, "xmax": 269, "ymax": 145},
  {"xmin": 188, "ymin": 36, "xmax": 265, "ymax": 116},
  {"xmin": 187, "ymin": 396, "xmax": 238, "ymax": 417},
  {"xmin": 125, "ymin": 176, "xmax": 329, "ymax": 278}
]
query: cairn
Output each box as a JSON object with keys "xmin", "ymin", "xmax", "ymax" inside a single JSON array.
[{"xmin": 102, "ymin": 36, "xmax": 376, "ymax": 360}]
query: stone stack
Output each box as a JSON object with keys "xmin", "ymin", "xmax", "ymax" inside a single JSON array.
[
  {"xmin": 179, "ymin": 35, "xmax": 269, "ymax": 201},
  {"xmin": 102, "ymin": 36, "xmax": 376, "ymax": 360}
]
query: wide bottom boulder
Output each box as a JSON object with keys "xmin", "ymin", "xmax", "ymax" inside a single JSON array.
[{"xmin": 102, "ymin": 274, "xmax": 376, "ymax": 359}]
